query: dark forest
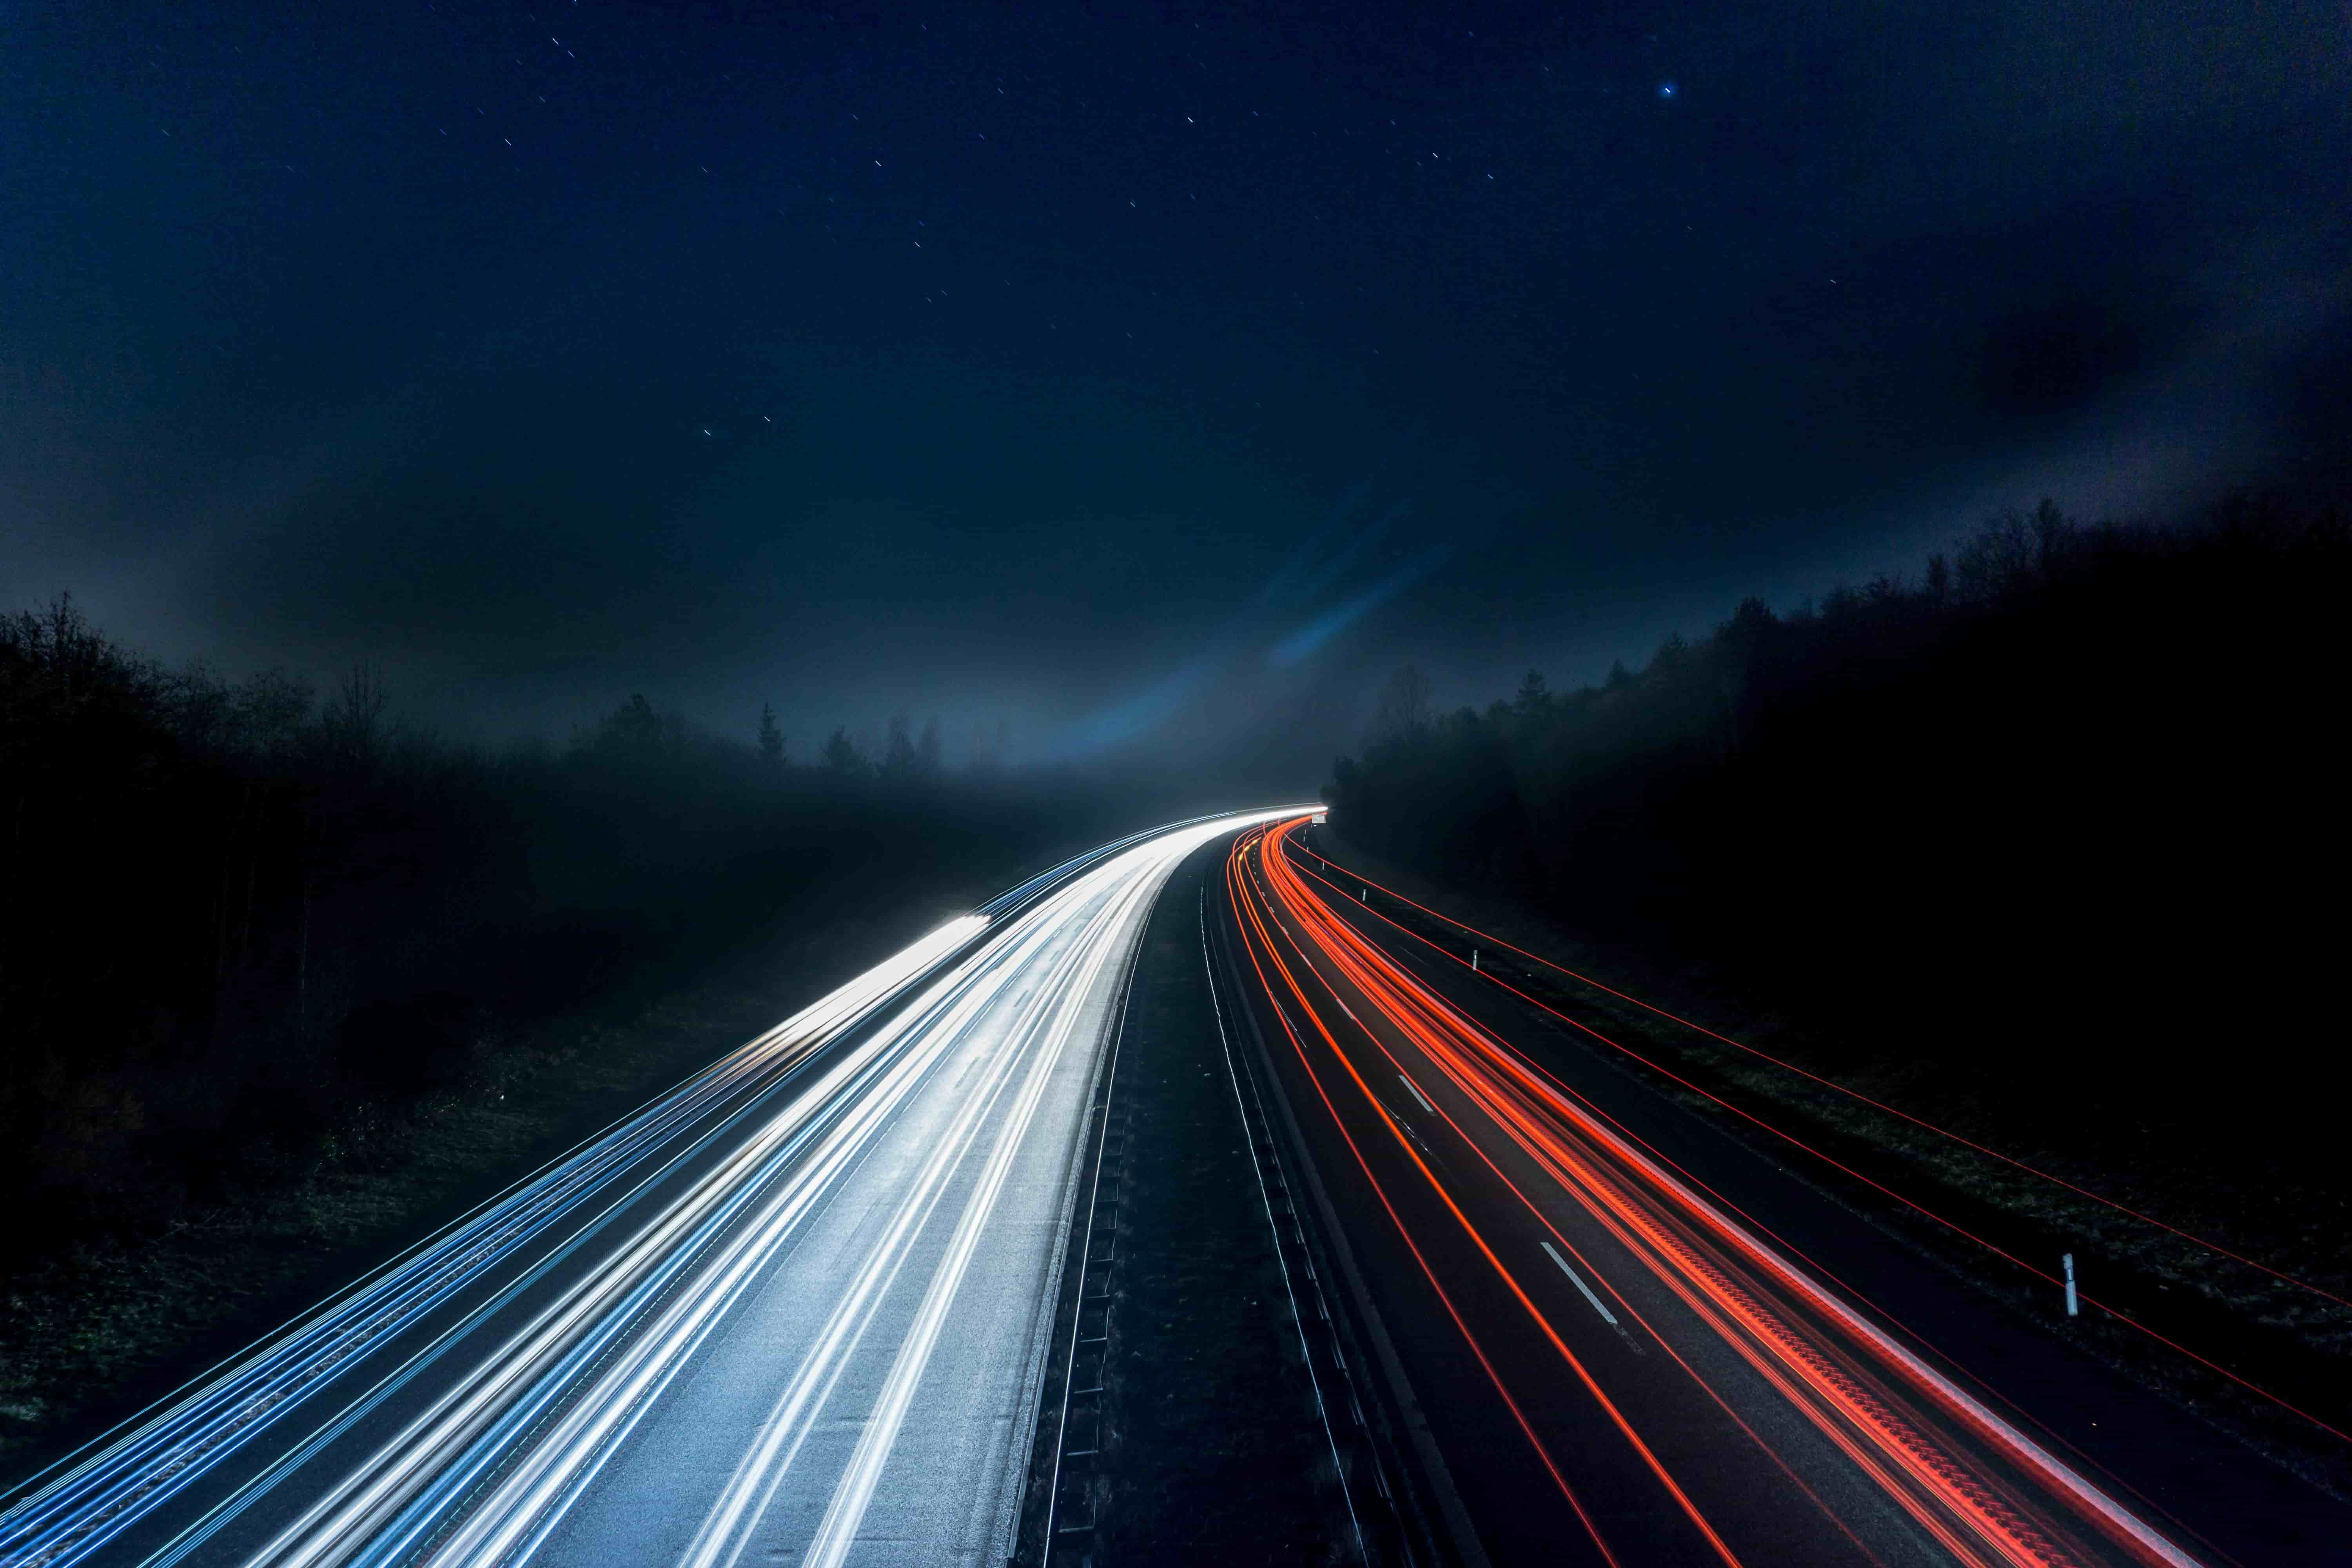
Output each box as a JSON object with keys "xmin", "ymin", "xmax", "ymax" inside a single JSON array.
[
  {"xmin": 0, "ymin": 609, "xmax": 1100, "ymax": 1256},
  {"xmin": 1325, "ymin": 495, "xmax": 2350, "ymax": 1180}
]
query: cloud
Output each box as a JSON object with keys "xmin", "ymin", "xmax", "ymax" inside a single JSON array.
[
  {"xmin": 1267, "ymin": 543, "xmax": 1452, "ymax": 668},
  {"xmin": 1290, "ymin": 500, "xmax": 1411, "ymax": 605},
  {"xmin": 1252, "ymin": 482, "xmax": 1372, "ymax": 609},
  {"xmin": 1036, "ymin": 657, "xmax": 1214, "ymax": 762}
]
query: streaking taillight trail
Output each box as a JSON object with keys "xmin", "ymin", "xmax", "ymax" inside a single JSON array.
[{"xmin": 1225, "ymin": 817, "xmax": 2205, "ymax": 1568}]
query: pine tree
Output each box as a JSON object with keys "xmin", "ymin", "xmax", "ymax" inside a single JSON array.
[
  {"xmin": 821, "ymin": 726, "xmax": 867, "ymax": 773},
  {"xmin": 757, "ymin": 702, "xmax": 784, "ymax": 768},
  {"xmin": 881, "ymin": 711, "xmax": 917, "ymax": 775}
]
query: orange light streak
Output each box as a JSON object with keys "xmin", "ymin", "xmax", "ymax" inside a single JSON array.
[
  {"xmin": 1236, "ymin": 850, "xmax": 1899, "ymax": 1567},
  {"xmin": 1277, "ymin": 840, "xmax": 2348, "ymax": 1451},
  {"xmin": 1220, "ymin": 835, "xmax": 1628, "ymax": 1568},
  {"xmin": 1292, "ymin": 843, "xmax": 2351, "ymax": 1314},
  {"xmin": 1231, "ymin": 842, "xmax": 1753, "ymax": 1568},
  {"xmin": 1240, "ymin": 845, "xmax": 2038, "ymax": 1566},
  {"xmin": 1238, "ymin": 820, "xmax": 2206, "ymax": 1568}
]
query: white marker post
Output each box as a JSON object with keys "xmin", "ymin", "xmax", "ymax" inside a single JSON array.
[
  {"xmin": 1471, "ymin": 949, "xmax": 1479, "ymax": 972},
  {"xmin": 1361, "ymin": 886, "xmax": 1368, "ymax": 902},
  {"xmin": 2063, "ymin": 1252, "xmax": 2079, "ymax": 1317}
]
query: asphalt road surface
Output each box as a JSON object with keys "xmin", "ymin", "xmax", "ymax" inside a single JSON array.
[
  {"xmin": 0, "ymin": 809, "xmax": 1305, "ymax": 1568},
  {"xmin": 15, "ymin": 806, "xmax": 2344, "ymax": 1568},
  {"xmin": 1212, "ymin": 817, "xmax": 2352, "ymax": 1568}
]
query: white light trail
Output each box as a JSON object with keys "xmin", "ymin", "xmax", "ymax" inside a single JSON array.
[{"xmin": 1, "ymin": 809, "xmax": 1309, "ymax": 1568}]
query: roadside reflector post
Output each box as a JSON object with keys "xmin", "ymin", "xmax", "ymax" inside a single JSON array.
[
  {"xmin": 1361, "ymin": 886, "xmax": 1368, "ymax": 902},
  {"xmin": 1472, "ymin": 949, "xmax": 1479, "ymax": 971},
  {"xmin": 2063, "ymin": 1252, "xmax": 2079, "ymax": 1317}
]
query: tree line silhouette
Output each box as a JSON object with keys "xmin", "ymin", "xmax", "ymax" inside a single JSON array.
[
  {"xmin": 0, "ymin": 600, "xmax": 1069, "ymax": 1250},
  {"xmin": 1325, "ymin": 496, "xmax": 2350, "ymax": 1169}
]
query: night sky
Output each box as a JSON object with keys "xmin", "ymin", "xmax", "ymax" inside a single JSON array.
[{"xmin": 5, "ymin": 2, "xmax": 2346, "ymax": 788}]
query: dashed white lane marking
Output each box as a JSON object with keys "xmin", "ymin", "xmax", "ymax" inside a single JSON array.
[{"xmin": 1541, "ymin": 1242, "xmax": 1619, "ymax": 1327}]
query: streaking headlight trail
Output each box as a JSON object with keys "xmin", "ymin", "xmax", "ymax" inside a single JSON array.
[{"xmin": 1, "ymin": 809, "xmax": 1310, "ymax": 1568}]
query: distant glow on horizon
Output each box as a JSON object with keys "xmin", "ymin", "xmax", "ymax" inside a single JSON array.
[{"xmin": 1268, "ymin": 543, "xmax": 1451, "ymax": 667}]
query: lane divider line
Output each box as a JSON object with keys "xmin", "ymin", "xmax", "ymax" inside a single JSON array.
[
  {"xmin": 1397, "ymin": 1075, "xmax": 1438, "ymax": 1116},
  {"xmin": 1292, "ymin": 837, "xmax": 2352, "ymax": 1316},
  {"xmin": 1541, "ymin": 1244, "xmax": 1620, "ymax": 1328}
]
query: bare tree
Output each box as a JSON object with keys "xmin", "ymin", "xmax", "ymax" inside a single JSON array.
[
  {"xmin": 321, "ymin": 661, "xmax": 389, "ymax": 767},
  {"xmin": 757, "ymin": 702, "xmax": 785, "ymax": 768},
  {"xmin": 1369, "ymin": 663, "xmax": 1433, "ymax": 745},
  {"xmin": 964, "ymin": 718, "xmax": 1014, "ymax": 771}
]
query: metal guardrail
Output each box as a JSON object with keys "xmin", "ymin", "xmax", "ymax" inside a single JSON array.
[{"xmin": 1034, "ymin": 969, "xmax": 1137, "ymax": 1559}]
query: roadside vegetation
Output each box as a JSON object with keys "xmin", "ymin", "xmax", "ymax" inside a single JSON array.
[
  {"xmin": 1321, "ymin": 494, "xmax": 2352, "ymax": 1474},
  {"xmin": 1329, "ymin": 494, "xmax": 2346, "ymax": 1194},
  {"xmin": 0, "ymin": 600, "xmax": 1111, "ymax": 1463}
]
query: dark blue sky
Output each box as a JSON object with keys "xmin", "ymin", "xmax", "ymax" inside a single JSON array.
[{"xmin": 4, "ymin": 1, "xmax": 2345, "ymax": 785}]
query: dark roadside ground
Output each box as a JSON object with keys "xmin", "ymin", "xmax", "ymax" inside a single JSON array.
[
  {"xmin": 1063, "ymin": 841, "xmax": 1345, "ymax": 1564},
  {"xmin": 8, "ymin": 824, "xmax": 1359, "ymax": 1565},
  {"xmin": 0, "ymin": 836, "xmax": 1083, "ymax": 1486},
  {"xmin": 1292, "ymin": 824, "xmax": 2352, "ymax": 1512}
]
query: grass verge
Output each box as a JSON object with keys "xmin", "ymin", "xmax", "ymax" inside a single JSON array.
[
  {"xmin": 1299, "ymin": 826, "xmax": 2352, "ymax": 1501},
  {"xmin": 0, "ymin": 854, "xmax": 1036, "ymax": 1481}
]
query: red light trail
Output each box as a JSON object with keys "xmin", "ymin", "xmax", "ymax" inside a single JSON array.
[
  {"xmin": 1276, "ymin": 841, "xmax": 2348, "ymax": 1449},
  {"xmin": 1222, "ymin": 819, "xmax": 2208, "ymax": 1568},
  {"xmin": 1291, "ymin": 844, "xmax": 2349, "ymax": 1316}
]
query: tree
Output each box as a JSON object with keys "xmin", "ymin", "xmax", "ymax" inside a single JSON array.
[
  {"xmin": 1370, "ymin": 664, "xmax": 1433, "ymax": 745},
  {"xmin": 320, "ymin": 661, "xmax": 390, "ymax": 768},
  {"xmin": 881, "ymin": 711, "xmax": 918, "ymax": 776},
  {"xmin": 1719, "ymin": 596, "xmax": 1777, "ymax": 646},
  {"xmin": 967, "ymin": 717, "xmax": 1012, "ymax": 772},
  {"xmin": 575, "ymin": 693, "xmax": 663, "ymax": 758},
  {"xmin": 757, "ymin": 702, "xmax": 784, "ymax": 768},
  {"xmin": 1956, "ymin": 508, "xmax": 2038, "ymax": 602},
  {"xmin": 2032, "ymin": 497, "xmax": 2069, "ymax": 568},
  {"xmin": 916, "ymin": 716, "xmax": 942, "ymax": 775},
  {"xmin": 820, "ymin": 726, "xmax": 867, "ymax": 774},
  {"xmin": 1514, "ymin": 669, "xmax": 1549, "ymax": 710}
]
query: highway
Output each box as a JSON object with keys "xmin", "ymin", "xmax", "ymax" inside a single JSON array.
[
  {"xmin": 1216, "ymin": 817, "xmax": 2352, "ymax": 1568},
  {"xmin": 0, "ymin": 809, "xmax": 1305, "ymax": 1568},
  {"xmin": 11, "ymin": 804, "xmax": 2341, "ymax": 1568}
]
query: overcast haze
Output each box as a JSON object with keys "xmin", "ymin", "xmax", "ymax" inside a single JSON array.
[{"xmin": 4, "ymin": 1, "xmax": 2345, "ymax": 790}]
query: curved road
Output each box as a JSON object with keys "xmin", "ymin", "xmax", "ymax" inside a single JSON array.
[
  {"xmin": 1, "ymin": 809, "xmax": 1307, "ymax": 1568},
  {"xmin": 1214, "ymin": 817, "xmax": 2352, "ymax": 1568}
]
